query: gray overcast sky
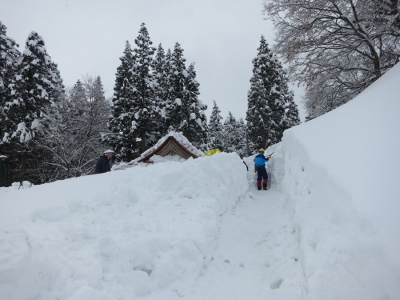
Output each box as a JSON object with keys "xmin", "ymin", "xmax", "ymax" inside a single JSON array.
[{"xmin": 1, "ymin": 0, "xmax": 305, "ymax": 121}]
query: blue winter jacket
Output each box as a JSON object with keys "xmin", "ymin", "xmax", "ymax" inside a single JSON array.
[
  {"xmin": 94, "ymin": 155, "xmax": 110, "ymax": 174},
  {"xmin": 254, "ymin": 152, "xmax": 269, "ymax": 167}
]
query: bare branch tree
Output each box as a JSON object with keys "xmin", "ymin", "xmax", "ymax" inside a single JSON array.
[{"xmin": 263, "ymin": 0, "xmax": 400, "ymax": 119}]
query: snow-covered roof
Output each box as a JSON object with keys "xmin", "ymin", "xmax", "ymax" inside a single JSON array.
[{"xmin": 127, "ymin": 131, "xmax": 204, "ymax": 166}]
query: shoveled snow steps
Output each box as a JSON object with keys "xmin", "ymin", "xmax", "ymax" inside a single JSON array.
[{"xmin": 183, "ymin": 174, "xmax": 308, "ymax": 299}]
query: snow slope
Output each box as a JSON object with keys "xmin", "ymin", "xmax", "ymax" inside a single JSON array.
[
  {"xmin": 0, "ymin": 63, "xmax": 399, "ymax": 300},
  {"xmin": 0, "ymin": 154, "xmax": 248, "ymax": 299},
  {"xmin": 269, "ymin": 63, "xmax": 400, "ymax": 299}
]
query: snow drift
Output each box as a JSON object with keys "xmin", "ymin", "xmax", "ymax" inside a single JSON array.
[
  {"xmin": 270, "ymin": 63, "xmax": 400, "ymax": 299},
  {"xmin": 0, "ymin": 153, "xmax": 247, "ymax": 299},
  {"xmin": 1, "ymin": 64, "xmax": 399, "ymax": 300}
]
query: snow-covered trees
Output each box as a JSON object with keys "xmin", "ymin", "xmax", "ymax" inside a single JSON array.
[
  {"xmin": 106, "ymin": 24, "xmax": 160, "ymax": 160},
  {"xmin": 1, "ymin": 21, "xmax": 111, "ymax": 184},
  {"xmin": 107, "ymin": 25, "xmax": 208, "ymax": 160},
  {"xmin": 221, "ymin": 112, "xmax": 247, "ymax": 156},
  {"xmin": 208, "ymin": 100, "xmax": 224, "ymax": 147},
  {"xmin": 166, "ymin": 43, "xmax": 187, "ymax": 132},
  {"xmin": 263, "ymin": 0, "xmax": 400, "ymax": 119},
  {"xmin": 104, "ymin": 41, "xmax": 138, "ymax": 162},
  {"xmin": 164, "ymin": 44, "xmax": 208, "ymax": 150},
  {"xmin": 179, "ymin": 63, "xmax": 208, "ymax": 149},
  {"xmin": 0, "ymin": 30, "xmax": 65, "ymax": 183},
  {"xmin": 4, "ymin": 31, "xmax": 64, "ymax": 145},
  {"xmin": 0, "ymin": 21, "xmax": 20, "ymax": 150},
  {"xmin": 129, "ymin": 24, "xmax": 159, "ymax": 154},
  {"xmin": 39, "ymin": 77, "xmax": 110, "ymax": 180},
  {"xmin": 246, "ymin": 36, "xmax": 299, "ymax": 150}
]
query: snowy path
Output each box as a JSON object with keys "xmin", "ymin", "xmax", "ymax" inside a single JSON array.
[
  {"xmin": 187, "ymin": 172, "xmax": 308, "ymax": 299},
  {"xmin": 146, "ymin": 170, "xmax": 309, "ymax": 299}
]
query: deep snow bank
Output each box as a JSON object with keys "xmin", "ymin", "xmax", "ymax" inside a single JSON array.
[
  {"xmin": 270, "ymin": 64, "xmax": 400, "ymax": 299},
  {"xmin": 0, "ymin": 153, "xmax": 247, "ymax": 299}
]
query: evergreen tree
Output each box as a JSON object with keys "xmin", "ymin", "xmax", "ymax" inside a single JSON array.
[
  {"xmin": 235, "ymin": 118, "xmax": 248, "ymax": 156},
  {"xmin": 166, "ymin": 42, "xmax": 186, "ymax": 131},
  {"xmin": 280, "ymin": 74, "xmax": 300, "ymax": 131},
  {"xmin": 208, "ymin": 100, "xmax": 224, "ymax": 147},
  {"xmin": 246, "ymin": 36, "xmax": 296, "ymax": 150},
  {"xmin": 104, "ymin": 41, "xmax": 139, "ymax": 161},
  {"xmin": 153, "ymin": 43, "xmax": 170, "ymax": 136},
  {"xmin": 180, "ymin": 63, "xmax": 208, "ymax": 149},
  {"xmin": 222, "ymin": 112, "xmax": 242, "ymax": 153},
  {"xmin": 85, "ymin": 76, "xmax": 111, "ymax": 151},
  {"xmin": 5, "ymin": 31, "xmax": 63, "ymax": 144},
  {"xmin": 129, "ymin": 23, "xmax": 158, "ymax": 154},
  {"xmin": 0, "ymin": 21, "xmax": 20, "ymax": 151},
  {"xmin": 3, "ymin": 31, "xmax": 64, "ymax": 183}
]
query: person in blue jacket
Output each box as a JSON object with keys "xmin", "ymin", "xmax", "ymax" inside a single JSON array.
[
  {"xmin": 94, "ymin": 149, "xmax": 114, "ymax": 174},
  {"xmin": 253, "ymin": 148, "xmax": 271, "ymax": 190}
]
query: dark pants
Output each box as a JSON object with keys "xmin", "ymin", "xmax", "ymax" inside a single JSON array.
[{"xmin": 256, "ymin": 165, "xmax": 268, "ymax": 187}]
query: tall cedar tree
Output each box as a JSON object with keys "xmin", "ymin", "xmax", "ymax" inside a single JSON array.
[
  {"xmin": 0, "ymin": 21, "xmax": 20, "ymax": 152},
  {"xmin": 223, "ymin": 112, "xmax": 240, "ymax": 153},
  {"xmin": 3, "ymin": 31, "xmax": 64, "ymax": 183},
  {"xmin": 166, "ymin": 45, "xmax": 208, "ymax": 149},
  {"xmin": 180, "ymin": 63, "xmax": 208, "ymax": 149},
  {"xmin": 235, "ymin": 118, "xmax": 248, "ymax": 156},
  {"xmin": 280, "ymin": 72, "xmax": 300, "ymax": 132},
  {"xmin": 208, "ymin": 100, "xmax": 224, "ymax": 147},
  {"xmin": 130, "ymin": 23, "xmax": 159, "ymax": 154},
  {"xmin": 105, "ymin": 41, "xmax": 139, "ymax": 161},
  {"xmin": 166, "ymin": 43, "xmax": 186, "ymax": 132},
  {"xmin": 153, "ymin": 43, "xmax": 170, "ymax": 136},
  {"xmin": 246, "ymin": 36, "xmax": 297, "ymax": 150},
  {"xmin": 220, "ymin": 112, "xmax": 247, "ymax": 156}
]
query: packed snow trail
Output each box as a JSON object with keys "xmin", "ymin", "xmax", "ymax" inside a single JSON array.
[{"xmin": 144, "ymin": 165, "xmax": 308, "ymax": 300}]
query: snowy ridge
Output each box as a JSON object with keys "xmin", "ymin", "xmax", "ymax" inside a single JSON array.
[
  {"xmin": 0, "ymin": 153, "xmax": 247, "ymax": 299},
  {"xmin": 269, "ymin": 63, "xmax": 400, "ymax": 299}
]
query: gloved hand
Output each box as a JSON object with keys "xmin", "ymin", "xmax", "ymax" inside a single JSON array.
[{"xmin": 267, "ymin": 155, "xmax": 271, "ymax": 159}]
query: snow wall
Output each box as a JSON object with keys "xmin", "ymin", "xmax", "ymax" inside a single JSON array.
[
  {"xmin": 269, "ymin": 63, "xmax": 400, "ymax": 300},
  {"xmin": 0, "ymin": 153, "xmax": 247, "ymax": 299}
]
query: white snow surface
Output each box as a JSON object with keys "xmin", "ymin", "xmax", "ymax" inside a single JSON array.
[
  {"xmin": 0, "ymin": 64, "xmax": 399, "ymax": 299},
  {"xmin": 0, "ymin": 154, "xmax": 249, "ymax": 299},
  {"xmin": 269, "ymin": 63, "xmax": 400, "ymax": 300}
]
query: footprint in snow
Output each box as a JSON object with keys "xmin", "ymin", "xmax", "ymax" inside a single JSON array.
[{"xmin": 270, "ymin": 279, "xmax": 283, "ymax": 290}]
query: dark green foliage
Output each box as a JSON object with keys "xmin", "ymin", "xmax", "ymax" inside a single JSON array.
[
  {"xmin": 166, "ymin": 43, "xmax": 186, "ymax": 132},
  {"xmin": 208, "ymin": 100, "xmax": 224, "ymax": 147},
  {"xmin": 164, "ymin": 45, "xmax": 208, "ymax": 149},
  {"xmin": 246, "ymin": 36, "xmax": 299, "ymax": 151},
  {"xmin": 0, "ymin": 21, "xmax": 20, "ymax": 146},
  {"xmin": 105, "ymin": 24, "xmax": 162, "ymax": 161},
  {"xmin": 180, "ymin": 63, "xmax": 208, "ymax": 149},
  {"xmin": 1, "ymin": 31, "xmax": 65, "ymax": 183},
  {"xmin": 104, "ymin": 41, "xmax": 139, "ymax": 161}
]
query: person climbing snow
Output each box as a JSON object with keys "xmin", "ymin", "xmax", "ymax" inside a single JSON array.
[{"xmin": 254, "ymin": 148, "xmax": 271, "ymax": 190}]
